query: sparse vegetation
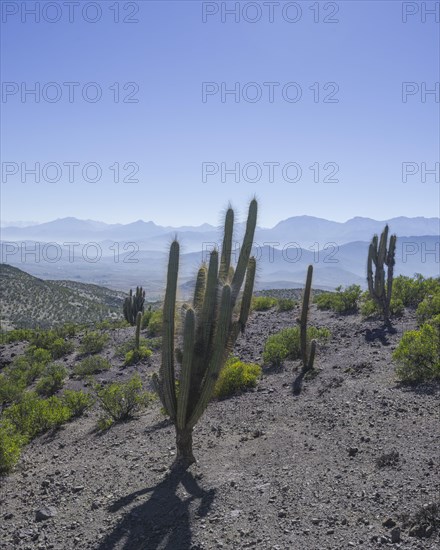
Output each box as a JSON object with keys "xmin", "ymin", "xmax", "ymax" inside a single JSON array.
[
  {"xmin": 48, "ymin": 337, "xmax": 74, "ymax": 359},
  {"xmin": 416, "ymin": 292, "xmax": 440, "ymax": 324},
  {"xmin": 252, "ymin": 296, "xmax": 277, "ymax": 311},
  {"xmin": 95, "ymin": 374, "xmax": 153, "ymax": 429},
  {"xmin": 35, "ymin": 363, "xmax": 68, "ymax": 396},
  {"xmin": 62, "ymin": 390, "xmax": 94, "ymax": 417},
  {"xmin": 393, "ymin": 319, "xmax": 440, "ymax": 382},
  {"xmin": 277, "ymin": 298, "xmax": 296, "ymax": 311},
  {"xmin": 141, "ymin": 306, "xmax": 153, "ymax": 329},
  {"xmin": 214, "ymin": 357, "xmax": 261, "ymax": 399},
  {"xmin": 315, "ymin": 285, "xmax": 362, "ymax": 314},
  {"xmin": 74, "ymin": 355, "xmax": 111, "ymax": 377},
  {"xmin": 79, "ymin": 331, "xmax": 109, "ymax": 355},
  {"xmin": 263, "ymin": 326, "xmax": 330, "ymax": 366},
  {"xmin": 147, "ymin": 310, "xmax": 163, "ymax": 335},
  {"xmin": 0, "ymin": 419, "xmax": 28, "ymax": 475},
  {"xmin": 124, "ymin": 346, "xmax": 152, "ymax": 366},
  {"xmin": 4, "ymin": 392, "xmax": 72, "ymax": 439}
]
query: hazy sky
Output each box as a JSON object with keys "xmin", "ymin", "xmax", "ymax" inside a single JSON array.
[{"xmin": 1, "ymin": 0, "xmax": 439, "ymax": 227}]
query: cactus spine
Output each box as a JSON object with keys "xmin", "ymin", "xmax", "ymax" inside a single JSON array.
[
  {"xmin": 300, "ymin": 265, "xmax": 316, "ymax": 371},
  {"xmin": 123, "ymin": 286, "xmax": 145, "ymax": 325},
  {"xmin": 367, "ymin": 225, "xmax": 396, "ymax": 324},
  {"xmin": 154, "ymin": 200, "xmax": 257, "ymax": 468}
]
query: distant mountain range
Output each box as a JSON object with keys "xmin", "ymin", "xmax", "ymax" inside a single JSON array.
[
  {"xmin": 1, "ymin": 215, "xmax": 439, "ymax": 250},
  {"xmin": 1, "ymin": 216, "xmax": 438, "ymax": 297}
]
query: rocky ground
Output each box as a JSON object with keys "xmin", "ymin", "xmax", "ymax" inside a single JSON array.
[{"xmin": 0, "ymin": 304, "xmax": 439, "ymax": 550}]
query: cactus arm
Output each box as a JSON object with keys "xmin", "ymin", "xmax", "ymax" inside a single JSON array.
[
  {"xmin": 231, "ymin": 199, "xmax": 257, "ymax": 305},
  {"xmin": 187, "ymin": 284, "xmax": 232, "ymax": 429},
  {"xmin": 193, "ymin": 265, "xmax": 207, "ymax": 311},
  {"xmin": 176, "ymin": 308, "xmax": 195, "ymax": 430},
  {"xmin": 161, "ymin": 240, "xmax": 179, "ymax": 421},
  {"xmin": 219, "ymin": 207, "xmax": 234, "ymax": 283},
  {"xmin": 196, "ymin": 250, "xmax": 219, "ymax": 354},
  {"xmin": 238, "ymin": 256, "xmax": 256, "ymax": 331}
]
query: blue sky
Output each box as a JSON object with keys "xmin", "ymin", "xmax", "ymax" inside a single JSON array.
[{"xmin": 1, "ymin": 0, "xmax": 439, "ymax": 227}]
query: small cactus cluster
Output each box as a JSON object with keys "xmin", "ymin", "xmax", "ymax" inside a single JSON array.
[
  {"xmin": 300, "ymin": 265, "xmax": 316, "ymax": 371},
  {"xmin": 123, "ymin": 287, "xmax": 145, "ymax": 325},
  {"xmin": 367, "ymin": 225, "xmax": 397, "ymax": 324},
  {"xmin": 153, "ymin": 199, "xmax": 258, "ymax": 467}
]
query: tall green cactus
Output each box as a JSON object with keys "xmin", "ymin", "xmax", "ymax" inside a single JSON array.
[
  {"xmin": 135, "ymin": 311, "xmax": 142, "ymax": 350},
  {"xmin": 367, "ymin": 225, "xmax": 397, "ymax": 324},
  {"xmin": 123, "ymin": 286, "xmax": 145, "ymax": 325},
  {"xmin": 300, "ymin": 265, "xmax": 316, "ymax": 371},
  {"xmin": 154, "ymin": 200, "xmax": 258, "ymax": 468}
]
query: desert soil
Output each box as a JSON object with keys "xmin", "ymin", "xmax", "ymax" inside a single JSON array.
[{"xmin": 0, "ymin": 304, "xmax": 439, "ymax": 550}]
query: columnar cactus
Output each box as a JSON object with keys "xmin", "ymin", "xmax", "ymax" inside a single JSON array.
[
  {"xmin": 135, "ymin": 311, "xmax": 142, "ymax": 350},
  {"xmin": 154, "ymin": 199, "xmax": 257, "ymax": 468},
  {"xmin": 123, "ymin": 286, "xmax": 145, "ymax": 325},
  {"xmin": 300, "ymin": 265, "xmax": 316, "ymax": 371},
  {"xmin": 367, "ymin": 225, "xmax": 397, "ymax": 324}
]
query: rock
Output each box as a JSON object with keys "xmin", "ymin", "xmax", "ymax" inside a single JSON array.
[
  {"xmin": 348, "ymin": 447, "xmax": 358, "ymax": 457},
  {"xmin": 390, "ymin": 527, "xmax": 401, "ymax": 543},
  {"xmin": 72, "ymin": 485, "xmax": 84, "ymax": 493},
  {"xmin": 278, "ymin": 510, "xmax": 287, "ymax": 518},
  {"xmin": 3, "ymin": 512, "xmax": 13, "ymax": 520},
  {"xmin": 382, "ymin": 517, "xmax": 396, "ymax": 528},
  {"xmin": 409, "ymin": 524, "xmax": 425, "ymax": 538},
  {"xmin": 425, "ymin": 525, "xmax": 434, "ymax": 538},
  {"xmin": 35, "ymin": 505, "xmax": 57, "ymax": 521}
]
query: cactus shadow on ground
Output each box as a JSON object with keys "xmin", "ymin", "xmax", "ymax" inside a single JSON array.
[
  {"xmin": 292, "ymin": 369, "xmax": 305, "ymax": 395},
  {"xmin": 364, "ymin": 324, "xmax": 396, "ymax": 345},
  {"xmin": 95, "ymin": 469, "xmax": 215, "ymax": 550}
]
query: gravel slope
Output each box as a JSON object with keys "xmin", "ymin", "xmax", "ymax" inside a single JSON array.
[{"xmin": 0, "ymin": 305, "xmax": 439, "ymax": 550}]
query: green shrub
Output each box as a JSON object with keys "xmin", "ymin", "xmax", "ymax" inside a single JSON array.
[
  {"xmin": 36, "ymin": 363, "xmax": 68, "ymax": 396},
  {"xmin": 361, "ymin": 293, "xmax": 405, "ymax": 318},
  {"xmin": 79, "ymin": 331, "xmax": 109, "ymax": 355},
  {"xmin": 263, "ymin": 326, "xmax": 330, "ymax": 365},
  {"xmin": 0, "ymin": 328, "xmax": 35, "ymax": 344},
  {"xmin": 0, "ymin": 374, "xmax": 26, "ymax": 405},
  {"xmin": 252, "ymin": 296, "xmax": 277, "ymax": 311},
  {"xmin": 277, "ymin": 298, "xmax": 296, "ymax": 311},
  {"xmin": 392, "ymin": 274, "xmax": 440, "ymax": 307},
  {"xmin": 416, "ymin": 292, "xmax": 440, "ymax": 325},
  {"xmin": 4, "ymin": 392, "xmax": 72, "ymax": 438},
  {"xmin": 74, "ymin": 355, "xmax": 111, "ymax": 377},
  {"xmin": 214, "ymin": 357, "xmax": 261, "ymax": 399},
  {"xmin": 25, "ymin": 346, "xmax": 52, "ymax": 365},
  {"xmin": 315, "ymin": 285, "xmax": 362, "ymax": 314},
  {"xmin": 62, "ymin": 390, "xmax": 94, "ymax": 417},
  {"xmin": 0, "ymin": 419, "xmax": 28, "ymax": 475},
  {"xmin": 0, "ymin": 347, "xmax": 55, "ymax": 404},
  {"xmin": 124, "ymin": 346, "xmax": 152, "ymax": 366},
  {"xmin": 393, "ymin": 323, "xmax": 440, "ymax": 382},
  {"xmin": 7, "ymin": 356, "xmax": 45, "ymax": 386},
  {"xmin": 95, "ymin": 374, "xmax": 153, "ymax": 427},
  {"xmin": 148, "ymin": 310, "xmax": 163, "ymax": 336},
  {"xmin": 49, "ymin": 338, "xmax": 74, "ymax": 359},
  {"xmin": 29, "ymin": 330, "xmax": 58, "ymax": 349}
]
